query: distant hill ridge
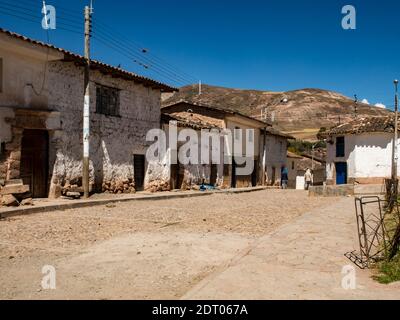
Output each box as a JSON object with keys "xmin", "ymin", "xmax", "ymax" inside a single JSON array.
[{"xmin": 162, "ymin": 84, "xmax": 391, "ymax": 141}]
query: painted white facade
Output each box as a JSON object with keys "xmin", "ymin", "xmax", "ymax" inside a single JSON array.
[
  {"xmin": 326, "ymin": 132, "xmax": 399, "ymax": 184},
  {"xmin": 0, "ymin": 30, "xmax": 169, "ymax": 197}
]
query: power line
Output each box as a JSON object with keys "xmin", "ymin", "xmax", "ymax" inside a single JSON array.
[
  {"xmin": 93, "ymin": 29, "xmax": 194, "ymax": 85},
  {"xmin": 0, "ymin": 2, "xmax": 82, "ymax": 34},
  {"xmin": 92, "ymin": 34, "xmax": 184, "ymax": 87},
  {"xmin": 0, "ymin": 9, "xmax": 82, "ymax": 35},
  {"xmin": 15, "ymin": 0, "xmax": 198, "ymax": 85},
  {"xmin": 0, "ymin": 0, "xmax": 198, "ymax": 87},
  {"xmin": 93, "ymin": 19, "xmax": 198, "ymax": 84}
]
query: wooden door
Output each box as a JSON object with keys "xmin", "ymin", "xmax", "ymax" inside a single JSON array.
[
  {"xmin": 231, "ymin": 158, "xmax": 237, "ymax": 188},
  {"xmin": 134, "ymin": 154, "xmax": 145, "ymax": 191},
  {"xmin": 335, "ymin": 162, "xmax": 347, "ymax": 185},
  {"xmin": 210, "ymin": 164, "xmax": 218, "ymax": 186},
  {"xmin": 20, "ymin": 129, "xmax": 49, "ymax": 198}
]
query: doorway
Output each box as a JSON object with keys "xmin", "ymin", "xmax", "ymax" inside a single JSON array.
[
  {"xmin": 271, "ymin": 166, "xmax": 276, "ymax": 186},
  {"xmin": 251, "ymin": 160, "xmax": 258, "ymax": 187},
  {"xmin": 210, "ymin": 164, "xmax": 218, "ymax": 186},
  {"xmin": 20, "ymin": 129, "xmax": 49, "ymax": 198},
  {"xmin": 231, "ymin": 158, "xmax": 237, "ymax": 188},
  {"xmin": 133, "ymin": 154, "xmax": 145, "ymax": 191},
  {"xmin": 335, "ymin": 162, "xmax": 347, "ymax": 185}
]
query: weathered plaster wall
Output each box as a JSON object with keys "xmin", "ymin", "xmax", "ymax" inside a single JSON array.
[
  {"xmin": 0, "ymin": 39, "xmax": 163, "ymax": 198},
  {"xmin": 326, "ymin": 133, "xmax": 399, "ymax": 184},
  {"xmin": 264, "ymin": 134, "xmax": 287, "ymax": 185},
  {"xmin": 47, "ymin": 61, "xmax": 161, "ymax": 194},
  {"xmin": 0, "ymin": 38, "xmax": 61, "ymax": 109},
  {"xmin": 147, "ymin": 123, "xmax": 225, "ymax": 191}
]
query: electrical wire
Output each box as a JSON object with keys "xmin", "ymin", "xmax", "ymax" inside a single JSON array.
[
  {"xmin": 0, "ymin": 0, "xmax": 199, "ymax": 87},
  {"xmin": 28, "ymin": 1, "xmax": 50, "ymax": 96},
  {"xmin": 93, "ymin": 30, "xmax": 194, "ymax": 85},
  {"xmin": 93, "ymin": 18, "xmax": 198, "ymax": 84}
]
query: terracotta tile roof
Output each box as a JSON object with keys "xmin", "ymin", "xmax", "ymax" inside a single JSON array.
[
  {"xmin": 162, "ymin": 100, "xmax": 272, "ymax": 127},
  {"xmin": 287, "ymin": 152, "xmax": 324, "ymax": 171},
  {"xmin": 264, "ymin": 127, "xmax": 295, "ymax": 139},
  {"xmin": 319, "ymin": 116, "xmax": 396, "ymax": 138},
  {"xmin": 287, "ymin": 151, "xmax": 303, "ymax": 159},
  {"xmin": 0, "ymin": 28, "xmax": 177, "ymax": 92},
  {"xmin": 162, "ymin": 111, "xmax": 223, "ymax": 130}
]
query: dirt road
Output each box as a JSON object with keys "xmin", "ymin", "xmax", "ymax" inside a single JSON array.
[
  {"xmin": 1, "ymin": 190, "xmax": 398, "ymax": 299},
  {"xmin": 0, "ymin": 190, "xmax": 331, "ymax": 299}
]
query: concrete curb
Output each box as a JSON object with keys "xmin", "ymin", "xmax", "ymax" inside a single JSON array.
[{"xmin": 0, "ymin": 186, "xmax": 268, "ymax": 219}]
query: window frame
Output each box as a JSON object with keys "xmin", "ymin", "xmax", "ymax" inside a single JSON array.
[
  {"xmin": 95, "ymin": 83, "xmax": 121, "ymax": 117},
  {"xmin": 336, "ymin": 136, "xmax": 345, "ymax": 158}
]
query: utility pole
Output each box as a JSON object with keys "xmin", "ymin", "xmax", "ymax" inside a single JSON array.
[
  {"xmin": 391, "ymin": 79, "xmax": 399, "ymax": 182},
  {"xmin": 83, "ymin": 5, "xmax": 92, "ymax": 198},
  {"xmin": 198, "ymin": 80, "xmax": 202, "ymax": 95},
  {"xmin": 354, "ymin": 94, "xmax": 358, "ymax": 118}
]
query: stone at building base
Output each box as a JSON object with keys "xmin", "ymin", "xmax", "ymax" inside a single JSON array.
[
  {"xmin": 21, "ymin": 198, "xmax": 33, "ymax": 206},
  {"xmin": 309, "ymin": 184, "xmax": 355, "ymax": 197},
  {"xmin": 1, "ymin": 194, "xmax": 19, "ymax": 207},
  {"xmin": 145, "ymin": 180, "xmax": 170, "ymax": 193},
  {"xmin": 66, "ymin": 192, "xmax": 81, "ymax": 199},
  {"xmin": 0, "ymin": 184, "xmax": 30, "ymax": 196},
  {"xmin": 102, "ymin": 179, "xmax": 136, "ymax": 194}
]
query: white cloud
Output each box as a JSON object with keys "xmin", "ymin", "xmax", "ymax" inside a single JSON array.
[
  {"xmin": 374, "ymin": 103, "xmax": 386, "ymax": 109},
  {"xmin": 361, "ymin": 98, "xmax": 369, "ymax": 104}
]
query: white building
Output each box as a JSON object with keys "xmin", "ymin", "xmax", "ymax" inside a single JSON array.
[
  {"xmin": 0, "ymin": 28, "xmax": 175, "ymax": 199},
  {"xmin": 146, "ymin": 101, "xmax": 291, "ymax": 190},
  {"xmin": 320, "ymin": 116, "xmax": 398, "ymax": 185}
]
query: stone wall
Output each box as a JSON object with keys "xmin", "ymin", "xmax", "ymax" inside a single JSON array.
[
  {"xmin": 46, "ymin": 61, "xmax": 162, "ymax": 195},
  {"xmin": 0, "ymin": 53, "xmax": 163, "ymax": 199}
]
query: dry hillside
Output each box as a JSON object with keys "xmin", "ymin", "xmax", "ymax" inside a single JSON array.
[{"xmin": 162, "ymin": 84, "xmax": 391, "ymax": 141}]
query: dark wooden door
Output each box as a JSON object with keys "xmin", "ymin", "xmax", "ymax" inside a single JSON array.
[
  {"xmin": 231, "ymin": 158, "xmax": 237, "ymax": 188},
  {"xmin": 134, "ymin": 154, "xmax": 145, "ymax": 191},
  {"xmin": 20, "ymin": 129, "xmax": 49, "ymax": 198},
  {"xmin": 251, "ymin": 160, "xmax": 258, "ymax": 187},
  {"xmin": 210, "ymin": 164, "xmax": 218, "ymax": 186}
]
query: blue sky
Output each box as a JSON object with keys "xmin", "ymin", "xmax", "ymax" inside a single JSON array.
[{"xmin": 0, "ymin": 0, "xmax": 399, "ymax": 109}]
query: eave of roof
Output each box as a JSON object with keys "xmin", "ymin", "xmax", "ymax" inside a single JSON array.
[
  {"xmin": 162, "ymin": 100, "xmax": 272, "ymax": 127},
  {"xmin": 263, "ymin": 127, "xmax": 295, "ymax": 140},
  {"xmin": 318, "ymin": 116, "xmax": 396, "ymax": 139},
  {"xmin": 161, "ymin": 113, "xmax": 220, "ymax": 130},
  {"xmin": 0, "ymin": 28, "xmax": 177, "ymax": 92}
]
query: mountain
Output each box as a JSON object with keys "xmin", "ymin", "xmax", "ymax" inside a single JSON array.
[{"xmin": 162, "ymin": 84, "xmax": 391, "ymax": 141}]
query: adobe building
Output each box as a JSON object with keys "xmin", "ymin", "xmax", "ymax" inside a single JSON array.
[{"xmin": 0, "ymin": 29, "xmax": 175, "ymax": 202}]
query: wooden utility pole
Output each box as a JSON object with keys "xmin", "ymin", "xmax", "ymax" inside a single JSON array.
[
  {"xmin": 83, "ymin": 5, "xmax": 92, "ymax": 198},
  {"xmin": 392, "ymin": 79, "xmax": 399, "ymax": 181}
]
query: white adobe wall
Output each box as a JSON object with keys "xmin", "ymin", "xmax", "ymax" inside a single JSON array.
[
  {"xmin": 326, "ymin": 132, "xmax": 400, "ymax": 183},
  {"xmin": 264, "ymin": 134, "xmax": 287, "ymax": 185},
  {"xmin": 146, "ymin": 123, "xmax": 225, "ymax": 190},
  {"xmin": 353, "ymin": 133, "xmax": 394, "ymax": 178},
  {"xmin": 47, "ymin": 61, "xmax": 161, "ymax": 192},
  {"xmin": 326, "ymin": 134, "xmax": 357, "ymax": 182}
]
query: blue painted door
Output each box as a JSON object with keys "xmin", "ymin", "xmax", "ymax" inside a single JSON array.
[{"xmin": 336, "ymin": 162, "xmax": 347, "ymax": 185}]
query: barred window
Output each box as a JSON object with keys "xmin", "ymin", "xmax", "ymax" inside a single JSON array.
[{"xmin": 96, "ymin": 84, "xmax": 120, "ymax": 116}]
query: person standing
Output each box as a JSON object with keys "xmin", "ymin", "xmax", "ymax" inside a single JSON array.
[{"xmin": 304, "ymin": 168, "xmax": 313, "ymax": 190}]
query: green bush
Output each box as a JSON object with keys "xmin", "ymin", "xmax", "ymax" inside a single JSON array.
[{"xmin": 373, "ymin": 253, "xmax": 400, "ymax": 284}]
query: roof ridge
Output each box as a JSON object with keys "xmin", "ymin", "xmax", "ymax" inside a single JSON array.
[{"xmin": 0, "ymin": 28, "xmax": 177, "ymax": 92}]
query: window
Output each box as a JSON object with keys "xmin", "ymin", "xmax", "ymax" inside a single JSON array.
[
  {"xmin": 96, "ymin": 84, "xmax": 120, "ymax": 116},
  {"xmin": 292, "ymin": 161, "xmax": 295, "ymax": 170},
  {"xmin": 336, "ymin": 136, "xmax": 345, "ymax": 157},
  {"xmin": 248, "ymin": 129, "xmax": 254, "ymax": 142},
  {"xmin": 235, "ymin": 126, "xmax": 241, "ymax": 140}
]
